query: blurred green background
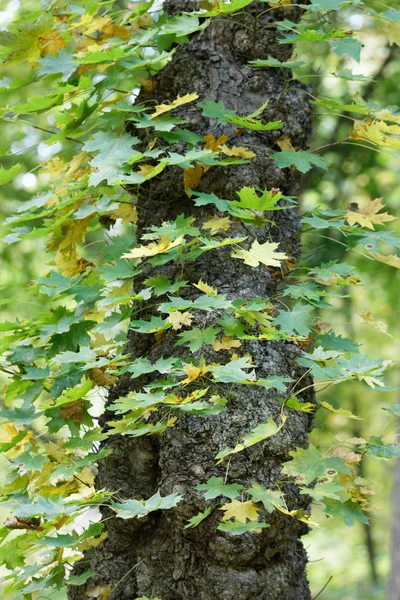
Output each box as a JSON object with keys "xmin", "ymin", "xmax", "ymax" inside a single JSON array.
[{"xmin": 0, "ymin": 0, "xmax": 399, "ymax": 598}]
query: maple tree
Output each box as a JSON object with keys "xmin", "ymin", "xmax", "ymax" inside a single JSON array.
[{"xmin": 0, "ymin": 0, "xmax": 399, "ymax": 599}]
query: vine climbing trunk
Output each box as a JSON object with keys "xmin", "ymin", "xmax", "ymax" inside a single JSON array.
[{"xmin": 69, "ymin": 2, "xmax": 315, "ymax": 599}]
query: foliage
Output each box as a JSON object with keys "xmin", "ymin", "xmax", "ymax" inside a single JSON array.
[{"xmin": 0, "ymin": 0, "xmax": 399, "ymax": 597}]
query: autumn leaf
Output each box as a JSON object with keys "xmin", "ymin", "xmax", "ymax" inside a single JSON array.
[
  {"xmin": 184, "ymin": 164, "xmax": 204, "ymax": 195},
  {"xmin": 220, "ymin": 144, "xmax": 256, "ymax": 159},
  {"xmin": 351, "ymin": 119, "xmax": 400, "ymax": 150},
  {"xmin": 181, "ymin": 361, "xmax": 210, "ymax": 384},
  {"xmin": 122, "ymin": 235, "xmax": 185, "ymax": 260},
  {"xmin": 212, "ymin": 336, "xmax": 241, "ymax": 351},
  {"xmin": 150, "ymin": 93, "xmax": 199, "ymax": 119},
  {"xmin": 370, "ymin": 252, "xmax": 400, "ymax": 269},
  {"xmin": 193, "ymin": 279, "xmax": 218, "ymax": 296},
  {"xmin": 220, "ymin": 499, "xmax": 260, "ymax": 524},
  {"xmin": 345, "ymin": 198, "xmax": 396, "ymax": 229},
  {"xmin": 202, "ymin": 215, "xmax": 233, "ymax": 235},
  {"xmin": 167, "ymin": 311, "xmax": 193, "ymax": 330},
  {"xmin": 90, "ymin": 367, "xmax": 118, "ymax": 387},
  {"xmin": 109, "ymin": 203, "xmax": 138, "ymax": 224},
  {"xmin": 232, "ymin": 240, "xmax": 287, "ymax": 268},
  {"xmin": 359, "ymin": 312, "xmax": 390, "ymax": 336},
  {"xmin": 203, "ymin": 133, "xmax": 228, "ymax": 151}
]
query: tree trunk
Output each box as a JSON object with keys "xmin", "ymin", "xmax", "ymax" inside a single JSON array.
[{"xmin": 69, "ymin": 2, "xmax": 315, "ymax": 599}]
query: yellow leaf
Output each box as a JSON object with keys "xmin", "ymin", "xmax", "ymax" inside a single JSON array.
[
  {"xmin": 71, "ymin": 14, "xmax": 112, "ymax": 35},
  {"xmin": 370, "ymin": 252, "xmax": 400, "ymax": 269},
  {"xmin": 182, "ymin": 361, "xmax": 210, "ymax": 385},
  {"xmin": 136, "ymin": 164, "xmax": 158, "ymax": 177},
  {"xmin": 184, "ymin": 164, "xmax": 204, "ymax": 195},
  {"xmin": 331, "ymin": 447, "xmax": 362, "ymax": 465},
  {"xmin": 167, "ymin": 311, "xmax": 193, "ymax": 331},
  {"xmin": 382, "ymin": 20, "xmax": 400, "ymax": 46},
  {"xmin": 202, "ymin": 215, "xmax": 232, "ymax": 235},
  {"xmin": 203, "ymin": 133, "xmax": 228, "ymax": 151},
  {"xmin": 345, "ymin": 198, "xmax": 396, "ymax": 230},
  {"xmin": 87, "ymin": 585, "xmax": 111, "ymax": 600},
  {"xmin": 232, "ymin": 240, "xmax": 287, "ymax": 268},
  {"xmin": 101, "ymin": 23, "xmax": 131, "ymax": 40},
  {"xmin": 320, "ymin": 401, "xmax": 362, "ymax": 420},
  {"xmin": 351, "ymin": 119, "xmax": 400, "ymax": 150},
  {"xmin": 359, "ymin": 312, "xmax": 390, "ymax": 336},
  {"xmin": 193, "ymin": 279, "xmax": 218, "ymax": 296},
  {"xmin": 220, "ymin": 499, "xmax": 260, "ymax": 524},
  {"xmin": 0, "ymin": 424, "xmax": 32, "ymax": 457},
  {"xmin": 140, "ymin": 77, "xmax": 157, "ymax": 93},
  {"xmin": 220, "ymin": 144, "xmax": 256, "ymax": 159},
  {"xmin": 212, "ymin": 336, "xmax": 242, "ymax": 351},
  {"xmin": 277, "ymin": 136, "xmax": 295, "ymax": 151},
  {"xmin": 78, "ymin": 531, "xmax": 108, "ymax": 552},
  {"xmin": 109, "ymin": 203, "xmax": 138, "ymax": 224},
  {"xmin": 150, "ymin": 93, "xmax": 199, "ymax": 119},
  {"xmin": 90, "ymin": 367, "xmax": 118, "ymax": 387},
  {"xmin": 122, "ymin": 235, "xmax": 184, "ymax": 260}
]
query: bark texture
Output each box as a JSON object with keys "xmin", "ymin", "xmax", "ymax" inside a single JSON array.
[{"xmin": 69, "ymin": 2, "xmax": 315, "ymax": 599}]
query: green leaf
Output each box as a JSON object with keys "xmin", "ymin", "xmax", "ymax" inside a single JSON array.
[
  {"xmin": 366, "ymin": 436, "xmax": 400, "ymax": 458},
  {"xmin": 216, "ymin": 417, "xmax": 284, "ymax": 462},
  {"xmin": 184, "ymin": 507, "xmax": 213, "ymax": 529},
  {"xmin": 383, "ymin": 404, "xmax": 400, "ymax": 417},
  {"xmin": 198, "ymin": 99, "xmax": 233, "ymax": 123},
  {"xmin": 282, "ymin": 445, "xmax": 326, "ymax": 485},
  {"xmin": 0, "ymin": 163, "xmax": 21, "ymax": 185},
  {"xmin": 249, "ymin": 57, "xmax": 305, "ymax": 69},
  {"xmin": 331, "ymin": 37, "xmax": 362, "ymax": 62},
  {"xmin": 217, "ymin": 519, "xmax": 269, "ymax": 535},
  {"xmin": 38, "ymin": 51, "xmax": 77, "ymax": 82},
  {"xmin": 323, "ymin": 499, "xmax": 369, "ymax": 526},
  {"xmin": 196, "ymin": 477, "xmax": 244, "ymax": 500},
  {"xmin": 12, "ymin": 93, "xmax": 64, "ymax": 114},
  {"xmin": 272, "ymin": 150, "xmax": 327, "ymax": 173},
  {"xmin": 191, "ymin": 191, "xmax": 230, "ymax": 212},
  {"xmin": 247, "ymin": 484, "xmax": 285, "ymax": 512},
  {"xmin": 54, "ymin": 346, "xmax": 96, "ymax": 365},
  {"xmin": 112, "ymin": 491, "xmax": 183, "ymax": 519},
  {"xmin": 301, "ymin": 481, "xmax": 343, "ymax": 501},
  {"xmin": 210, "ymin": 356, "xmax": 256, "ymax": 383},
  {"xmin": 68, "ymin": 571, "xmax": 96, "ymax": 586},
  {"xmin": 272, "ymin": 303, "xmax": 313, "ymax": 336},
  {"xmin": 144, "ymin": 275, "xmax": 187, "ymax": 296},
  {"xmin": 177, "ymin": 326, "xmax": 220, "ymax": 352}
]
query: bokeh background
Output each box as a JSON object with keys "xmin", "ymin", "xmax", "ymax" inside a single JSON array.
[{"xmin": 0, "ymin": 0, "xmax": 399, "ymax": 598}]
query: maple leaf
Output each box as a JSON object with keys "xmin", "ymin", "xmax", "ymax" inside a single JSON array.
[
  {"xmin": 212, "ymin": 336, "xmax": 242, "ymax": 351},
  {"xmin": 203, "ymin": 133, "xmax": 228, "ymax": 151},
  {"xmin": 122, "ymin": 235, "xmax": 184, "ymax": 260},
  {"xmin": 220, "ymin": 499, "xmax": 260, "ymax": 524},
  {"xmin": 202, "ymin": 216, "xmax": 233, "ymax": 235},
  {"xmin": 193, "ymin": 279, "xmax": 218, "ymax": 296},
  {"xmin": 167, "ymin": 311, "xmax": 193, "ymax": 331},
  {"xmin": 109, "ymin": 203, "xmax": 138, "ymax": 224},
  {"xmin": 370, "ymin": 252, "xmax": 400, "ymax": 269},
  {"xmin": 232, "ymin": 240, "xmax": 287, "ymax": 268},
  {"xmin": 184, "ymin": 164, "xmax": 204, "ymax": 195},
  {"xmin": 150, "ymin": 93, "xmax": 199, "ymax": 119},
  {"xmin": 351, "ymin": 119, "xmax": 400, "ymax": 149},
  {"xmin": 359, "ymin": 312, "xmax": 390, "ymax": 336},
  {"xmin": 181, "ymin": 361, "xmax": 210, "ymax": 384},
  {"xmin": 220, "ymin": 144, "xmax": 256, "ymax": 159},
  {"xmin": 345, "ymin": 198, "xmax": 396, "ymax": 230}
]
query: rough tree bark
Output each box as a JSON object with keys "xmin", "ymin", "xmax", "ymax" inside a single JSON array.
[{"xmin": 69, "ymin": 2, "xmax": 315, "ymax": 599}]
